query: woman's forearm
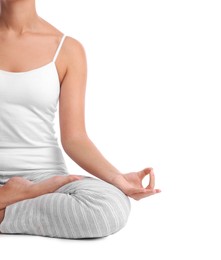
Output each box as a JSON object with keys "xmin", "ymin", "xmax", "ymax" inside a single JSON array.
[
  {"xmin": 62, "ymin": 136, "xmax": 122, "ymax": 184},
  {"xmin": 0, "ymin": 175, "xmax": 81, "ymax": 210}
]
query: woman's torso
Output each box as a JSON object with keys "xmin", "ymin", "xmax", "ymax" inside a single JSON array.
[{"xmin": 0, "ymin": 28, "xmax": 69, "ymax": 184}]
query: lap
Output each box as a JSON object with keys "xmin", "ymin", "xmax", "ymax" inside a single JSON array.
[
  {"xmin": 56, "ymin": 175, "xmax": 128, "ymax": 198},
  {"xmin": 0, "ymin": 175, "xmax": 131, "ymax": 238}
]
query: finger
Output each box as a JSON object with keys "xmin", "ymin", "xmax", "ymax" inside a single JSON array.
[
  {"xmin": 68, "ymin": 175, "xmax": 83, "ymax": 181},
  {"xmin": 125, "ymin": 187, "xmax": 146, "ymax": 196},
  {"xmin": 146, "ymin": 170, "xmax": 155, "ymax": 189},
  {"xmin": 31, "ymin": 175, "xmax": 80, "ymax": 196},
  {"xmin": 138, "ymin": 167, "xmax": 153, "ymax": 180},
  {"xmin": 130, "ymin": 189, "xmax": 160, "ymax": 200},
  {"xmin": 49, "ymin": 175, "xmax": 82, "ymax": 187},
  {"xmin": 144, "ymin": 188, "xmax": 162, "ymax": 195},
  {"xmin": 127, "ymin": 186, "xmax": 160, "ymax": 198},
  {"xmin": 73, "ymin": 175, "xmax": 84, "ymax": 180},
  {"xmin": 130, "ymin": 192, "xmax": 154, "ymax": 200}
]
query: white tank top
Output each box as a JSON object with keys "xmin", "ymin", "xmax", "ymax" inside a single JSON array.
[{"xmin": 0, "ymin": 34, "xmax": 69, "ymax": 184}]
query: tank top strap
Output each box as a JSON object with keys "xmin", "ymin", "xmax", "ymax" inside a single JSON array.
[{"xmin": 53, "ymin": 34, "xmax": 66, "ymax": 62}]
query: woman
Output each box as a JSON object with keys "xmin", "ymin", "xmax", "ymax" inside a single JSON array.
[{"xmin": 0, "ymin": 0, "xmax": 161, "ymax": 239}]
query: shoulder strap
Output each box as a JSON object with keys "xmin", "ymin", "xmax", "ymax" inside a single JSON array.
[{"xmin": 53, "ymin": 34, "xmax": 66, "ymax": 62}]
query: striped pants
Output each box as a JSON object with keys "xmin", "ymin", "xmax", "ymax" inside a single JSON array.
[{"xmin": 0, "ymin": 176, "xmax": 131, "ymax": 239}]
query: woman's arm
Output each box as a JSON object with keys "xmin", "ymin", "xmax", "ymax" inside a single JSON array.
[
  {"xmin": 0, "ymin": 175, "xmax": 81, "ymax": 225},
  {"xmin": 59, "ymin": 37, "xmax": 161, "ymax": 199},
  {"xmin": 59, "ymin": 37, "xmax": 122, "ymax": 184},
  {"xmin": 0, "ymin": 175, "xmax": 81, "ymax": 210},
  {"xmin": 62, "ymin": 134, "xmax": 122, "ymax": 184}
]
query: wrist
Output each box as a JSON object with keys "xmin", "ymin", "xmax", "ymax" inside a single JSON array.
[
  {"xmin": 109, "ymin": 172, "xmax": 127, "ymax": 189},
  {"xmin": 108, "ymin": 172, "xmax": 123, "ymax": 185}
]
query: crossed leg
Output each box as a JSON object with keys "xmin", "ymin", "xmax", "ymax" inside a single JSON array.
[{"xmin": 0, "ymin": 176, "xmax": 131, "ymax": 239}]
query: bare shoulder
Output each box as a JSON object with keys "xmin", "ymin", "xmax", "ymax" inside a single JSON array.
[
  {"xmin": 64, "ymin": 36, "xmax": 86, "ymax": 55},
  {"xmin": 37, "ymin": 18, "xmax": 87, "ymax": 71},
  {"xmin": 62, "ymin": 36, "xmax": 87, "ymax": 66}
]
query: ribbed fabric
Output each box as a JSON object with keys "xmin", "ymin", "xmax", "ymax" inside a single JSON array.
[
  {"xmin": 0, "ymin": 176, "xmax": 131, "ymax": 239},
  {"xmin": 0, "ymin": 34, "xmax": 68, "ymax": 184}
]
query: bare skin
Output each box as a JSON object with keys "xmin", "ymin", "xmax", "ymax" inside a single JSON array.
[
  {"xmin": 0, "ymin": 167, "xmax": 158, "ymax": 225},
  {"xmin": 0, "ymin": 174, "xmax": 83, "ymax": 225},
  {"xmin": 0, "ymin": 0, "xmax": 161, "ymax": 226}
]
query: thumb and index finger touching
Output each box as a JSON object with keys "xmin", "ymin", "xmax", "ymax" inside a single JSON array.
[
  {"xmin": 138, "ymin": 167, "xmax": 155, "ymax": 189},
  {"xmin": 138, "ymin": 167, "xmax": 161, "ymax": 194}
]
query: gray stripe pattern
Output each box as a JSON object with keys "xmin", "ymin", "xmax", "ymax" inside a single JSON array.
[{"xmin": 0, "ymin": 176, "xmax": 131, "ymax": 239}]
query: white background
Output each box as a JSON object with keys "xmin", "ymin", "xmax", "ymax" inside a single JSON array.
[{"xmin": 1, "ymin": 0, "xmax": 220, "ymax": 259}]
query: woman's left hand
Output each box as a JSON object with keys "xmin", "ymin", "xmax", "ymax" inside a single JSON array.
[{"xmin": 111, "ymin": 167, "xmax": 161, "ymax": 200}]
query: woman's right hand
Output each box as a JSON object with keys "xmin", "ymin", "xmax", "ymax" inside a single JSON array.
[{"xmin": 0, "ymin": 174, "xmax": 82, "ymax": 210}]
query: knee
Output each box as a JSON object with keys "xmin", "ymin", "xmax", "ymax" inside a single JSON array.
[
  {"xmin": 74, "ymin": 178, "xmax": 131, "ymax": 238},
  {"xmin": 103, "ymin": 187, "xmax": 131, "ymax": 236}
]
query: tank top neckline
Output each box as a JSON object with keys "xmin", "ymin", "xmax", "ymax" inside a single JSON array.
[
  {"xmin": 0, "ymin": 34, "xmax": 66, "ymax": 76},
  {"xmin": 0, "ymin": 61, "xmax": 55, "ymax": 75}
]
